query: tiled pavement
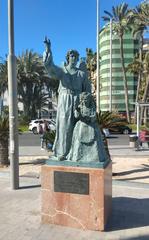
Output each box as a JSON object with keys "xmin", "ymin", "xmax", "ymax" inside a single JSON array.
[
  {"xmin": 0, "ymin": 144, "xmax": 149, "ymax": 240},
  {"xmin": 0, "ymin": 175, "xmax": 149, "ymax": 240}
]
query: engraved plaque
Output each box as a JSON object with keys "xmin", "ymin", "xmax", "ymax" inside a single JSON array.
[{"xmin": 54, "ymin": 171, "xmax": 89, "ymax": 195}]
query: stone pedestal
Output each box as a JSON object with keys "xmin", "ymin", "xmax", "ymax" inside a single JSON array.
[{"xmin": 41, "ymin": 161, "xmax": 112, "ymax": 231}]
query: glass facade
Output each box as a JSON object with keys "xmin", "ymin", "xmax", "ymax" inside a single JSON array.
[{"xmin": 99, "ymin": 26, "xmax": 139, "ymax": 112}]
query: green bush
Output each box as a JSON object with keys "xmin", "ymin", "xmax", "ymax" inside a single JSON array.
[
  {"xmin": 18, "ymin": 124, "xmax": 28, "ymax": 133},
  {"xmin": 43, "ymin": 131, "xmax": 56, "ymax": 145},
  {"xmin": 18, "ymin": 115, "xmax": 30, "ymax": 125},
  {"xmin": 96, "ymin": 111, "xmax": 128, "ymax": 130}
]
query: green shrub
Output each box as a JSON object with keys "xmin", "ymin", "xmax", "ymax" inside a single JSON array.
[{"xmin": 43, "ymin": 131, "xmax": 56, "ymax": 145}]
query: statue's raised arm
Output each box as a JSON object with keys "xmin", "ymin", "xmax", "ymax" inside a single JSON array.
[
  {"xmin": 43, "ymin": 36, "xmax": 52, "ymax": 64},
  {"xmin": 44, "ymin": 37, "xmax": 51, "ymax": 52},
  {"xmin": 43, "ymin": 36, "xmax": 62, "ymax": 79}
]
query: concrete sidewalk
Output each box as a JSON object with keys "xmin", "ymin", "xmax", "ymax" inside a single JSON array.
[
  {"xmin": 19, "ymin": 146, "xmax": 50, "ymax": 156},
  {"xmin": 19, "ymin": 144, "xmax": 149, "ymax": 157},
  {"xmin": 1, "ymin": 143, "xmax": 149, "ymax": 184},
  {"xmin": 18, "ymin": 144, "xmax": 149, "ymax": 184},
  {"xmin": 108, "ymin": 144, "xmax": 149, "ymax": 157},
  {"xmin": 0, "ymin": 144, "xmax": 149, "ymax": 239},
  {"xmin": 0, "ymin": 176, "xmax": 149, "ymax": 240}
]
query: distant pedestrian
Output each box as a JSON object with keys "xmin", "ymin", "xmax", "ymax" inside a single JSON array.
[
  {"xmin": 37, "ymin": 122, "xmax": 43, "ymax": 135},
  {"xmin": 36, "ymin": 122, "xmax": 44, "ymax": 150},
  {"xmin": 43, "ymin": 120, "xmax": 49, "ymax": 133},
  {"xmin": 41, "ymin": 120, "xmax": 49, "ymax": 150}
]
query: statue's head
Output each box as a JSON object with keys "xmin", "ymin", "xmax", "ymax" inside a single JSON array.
[
  {"xmin": 66, "ymin": 50, "xmax": 79, "ymax": 65},
  {"xmin": 80, "ymin": 92, "xmax": 93, "ymax": 107}
]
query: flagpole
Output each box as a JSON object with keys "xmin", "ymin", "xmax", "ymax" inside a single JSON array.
[{"xmin": 96, "ymin": 0, "xmax": 100, "ymax": 113}]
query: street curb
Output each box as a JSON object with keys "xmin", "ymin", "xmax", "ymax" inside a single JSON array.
[
  {"xmin": 113, "ymin": 179, "xmax": 149, "ymax": 189},
  {"xmin": 111, "ymin": 155, "xmax": 149, "ymax": 159},
  {"xmin": 19, "ymin": 155, "xmax": 49, "ymax": 161}
]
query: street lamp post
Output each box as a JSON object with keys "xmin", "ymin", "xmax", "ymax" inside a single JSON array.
[
  {"xmin": 109, "ymin": 19, "xmax": 112, "ymax": 112},
  {"xmin": 96, "ymin": 0, "xmax": 100, "ymax": 113},
  {"xmin": 8, "ymin": 0, "xmax": 19, "ymax": 189}
]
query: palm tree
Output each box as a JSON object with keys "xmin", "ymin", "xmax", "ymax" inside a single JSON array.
[
  {"xmin": 131, "ymin": 1, "xmax": 149, "ymax": 26},
  {"xmin": 127, "ymin": 53, "xmax": 143, "ymax": 123},
  {"xmin": 127, "ymin": 51, "xmax": 149, "ymax": 124},
  {"xmin": 17, "ymin": 50, "xmax": 56, "ymax": 119},
  {"xmin": 128, "ymin": 2, "xmax": 148, "ymax": 122},
  {"xmin": 141, "ymin": 52, "xmax": 149, "ymax": 124},
  {"xmin": 96, "ymin": 110, "xmax": 128, "ymax": 130},
  {"xmin": 0, "ymin": 58, "xmax": 8, "ymax": 104},
  {"xmin": 31, "ymin": 88, "xmax": 50, "ymax": 118},
  {"xmin": 102, "ymin": 3, "xmax": 131, "ymax": 123},
  {"xmin": 17, "ymin": 50, "xmax": 42, "ymax": 117},
  {"xmin": 96, "ymin": 110, "xmax": 128, "ymax": 157},
  {"xmin": 0, "ymin": 116, "xmax": 9, "ymax": 166},
  {"xmin": 133, "ymin": 32, "xmax": 144, "ymax": 123},
  {"xmin": 86, "ymin": 48, "xmax": 97, "ymax": 96}
]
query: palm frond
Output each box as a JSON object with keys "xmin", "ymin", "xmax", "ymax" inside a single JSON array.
[
  {"xmin": 102, "ymin": 16, "xmax": 111, "ymax": 22},
  {"xmin": 104, "ymin": 10, "xmax": 113, "ymax": 18},
  {"xmin": 97, "ymin": 111, "xmax": 128, "ymax": 130}
]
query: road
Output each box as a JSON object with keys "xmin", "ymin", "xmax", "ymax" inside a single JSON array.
[
  {"xmin": 19, "ymin": 132, "xmax": 130, "ymax": 147},
  {"xmin": 107, "ymin": 134, "xmax": 130, "ymax": 146},
  {"xmin": 19, "ymin": 132, "xmax": 41, "ymax": 146}
]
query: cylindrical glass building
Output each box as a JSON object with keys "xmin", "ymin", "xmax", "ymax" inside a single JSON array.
[{"xmin": 99, "ymin": 25, "xmax": 139, "ymax": 113}]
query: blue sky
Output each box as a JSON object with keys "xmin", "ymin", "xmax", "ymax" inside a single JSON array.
[{"xmin": 0, "ymin": 0, "xmax": 146, "ymax": 65}]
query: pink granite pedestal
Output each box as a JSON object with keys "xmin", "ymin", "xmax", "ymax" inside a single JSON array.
[{"xmin": 41, "ymin": 162, "xmax": 112, "ymax": 231}]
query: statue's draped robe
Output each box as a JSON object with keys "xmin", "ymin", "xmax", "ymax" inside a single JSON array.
[
  {"xmin": 67, "ymin": 108, "xmax": 108, "ymax": 162},
  {"xmin": 44, "ymin": 60, "xmax": 91, "ymax": 158},
  {"xmin": 67, "ymin": 112, "xmax": 107, "ymax": 162}
]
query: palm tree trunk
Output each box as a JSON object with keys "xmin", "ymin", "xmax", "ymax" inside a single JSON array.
[
  {"xmin": 119, "ymin": 36, "xmax": 130, "ymax": 123},
  {"xmin": 0, "ymin": 138, "xmax": 9, "ymax": 165},
  {"xmin": 24, "ymin": 104, "xmax": 30, "ymax": 117},
  {"xmin": 134, "ymin": 35, "xmax": 143, "ymax": 123},
  {"xmin": 140, "ymin": 75, "xmax": 149, "ymax": 124},
  {"xmin": 144, "ymin": 107, "xmax": 147, "ymax": 125}
]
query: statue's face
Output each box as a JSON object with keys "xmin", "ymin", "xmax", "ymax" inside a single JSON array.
[{"xmin": 68, "ymin": 52, "xmax": 78, "ymax": 66}]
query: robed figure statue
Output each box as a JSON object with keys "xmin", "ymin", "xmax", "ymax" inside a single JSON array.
[{"xmin": 43, "ymin": 37, "xmax": 91, "ymax": 160}]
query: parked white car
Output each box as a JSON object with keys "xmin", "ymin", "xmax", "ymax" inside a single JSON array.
[
  {"xmin": 48, "ymin": 120, "xmax": 56, "ymax": 131},
  {"xmin": 28, "ymin": 119, "xmax": 56, "ymax": 134},
  {"xmin": 103, "ymin": 128, "xmax": 110, "ymax": 138}
]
